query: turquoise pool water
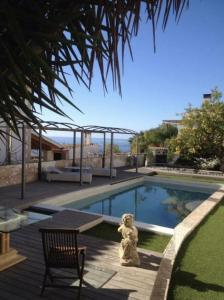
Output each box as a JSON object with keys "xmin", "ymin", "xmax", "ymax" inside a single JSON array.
[{"xmin": 65, "ymin": 182, "xmax": 213, "ymax": 228}]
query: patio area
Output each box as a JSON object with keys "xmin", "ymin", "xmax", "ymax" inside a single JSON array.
[
  {"xmin": 0, "ymin": 167, "xmax": 152, "ymax": 209},
  {"xmin": 0, "ymin": 209, "xmax": 162, "ymax": 300}
]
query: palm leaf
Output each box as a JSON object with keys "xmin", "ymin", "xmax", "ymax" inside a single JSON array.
[{"xmin": 0, "ymin": 0, "xmax": 189, "ymax": 136}]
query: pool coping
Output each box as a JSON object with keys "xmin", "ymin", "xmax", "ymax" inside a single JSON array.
[{"xmin": 150, "ymin": 185, "xmax": 224, "ymax": 300}]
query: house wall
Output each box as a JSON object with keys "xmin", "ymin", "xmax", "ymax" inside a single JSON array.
[
  {"xmin": 0, "ymin": 126, "xmax": 31, "ymax": 165},
  {"xmin": 67, "ymin": 144, "xmax": 100, "ymax": 159},
  {"xmin": 0, "ymin": 154, "xmax": 145, "ymax": 187}
]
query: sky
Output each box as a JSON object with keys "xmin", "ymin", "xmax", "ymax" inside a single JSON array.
[{"xmin": 42, "ymin": 0, "xmax": 224, "ymax": 138}]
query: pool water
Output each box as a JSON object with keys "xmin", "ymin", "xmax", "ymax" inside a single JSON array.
[{"xmin": 65, "ymin": 183, "xmax": 212, "ymax": 228}]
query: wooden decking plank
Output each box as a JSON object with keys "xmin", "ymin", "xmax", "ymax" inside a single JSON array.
[
  {"xmin": 0, "ymin": 273, "xmax": 41, "ymax": 300},
  {"xmin": 0, "ymin": 209, "xmax": 162, "ymax": 300},
  {"xmin": 103, "ymin": 280, "xmax": 150, "ymax": 300},
  {"xmin": 8, "ymin": 266, "xmax": 101, "ymax": 300},
  {"xmin": 37, "ymin": 209, "xmax": 103, "ymax": 230},
  {"xmin": 0, "ymin": 268, "xmax": 83, "ymax": 300}
]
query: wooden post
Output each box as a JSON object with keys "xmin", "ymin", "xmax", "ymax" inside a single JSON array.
[{"xmin": 0, "ymin": 233, "xmax": 10, "ymax": 254}]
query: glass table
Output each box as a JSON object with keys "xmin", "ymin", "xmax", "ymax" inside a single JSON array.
[{"xmin": 0, "ymin": 207, "xmax": 29, "ymax": 271}]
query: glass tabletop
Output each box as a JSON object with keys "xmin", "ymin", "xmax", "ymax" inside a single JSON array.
[{"xmin": 0, "ymin": 207, "xmax": 29, "ymax": 233}]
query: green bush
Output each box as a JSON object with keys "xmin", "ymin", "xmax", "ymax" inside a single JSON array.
[
  {"xmin": 174, "ymin": 156, "xmax": 197, "ymax": 167},
  {"xmin": 197, "ymin": 158, "xmax": 221, "ymax": 171}
]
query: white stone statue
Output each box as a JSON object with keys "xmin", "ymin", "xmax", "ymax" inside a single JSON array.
[{"xmin": 118, "ymin": 213, "xmax": 140, "ymax": 266}]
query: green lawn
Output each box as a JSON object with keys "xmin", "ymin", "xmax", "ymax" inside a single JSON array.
[
  {"xmin": 168, "ymin": 200, "xmax": 224, "ymax": 300},
  {"xmin": 83, "ymin": 222, "xmax": 170, "ymax": 253},
  {"xmin": 156, "ymin": 172, "xmax": 224, "ymax": 185}
]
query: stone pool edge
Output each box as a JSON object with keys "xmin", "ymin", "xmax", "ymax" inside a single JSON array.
[{"xmin": 150, "ymin": 185, "xmax": 224, "ymax": 300}]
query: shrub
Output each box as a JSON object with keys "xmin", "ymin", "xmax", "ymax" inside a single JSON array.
[{"xmin": 197, "ymin": 158, "xmax": 221, "ymax": 171}]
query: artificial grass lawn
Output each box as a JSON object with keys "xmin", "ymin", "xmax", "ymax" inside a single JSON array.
[
  {"xmin": 168, "ymin": 200, "xmax": 224, "ymax": 300},
  {"xmin": 83, "ymin": 222, "xmax": 170, "ymax": 253},
  {"xmin": 156, "ymin": 172, "xmax": 224, "ymax": 185}
]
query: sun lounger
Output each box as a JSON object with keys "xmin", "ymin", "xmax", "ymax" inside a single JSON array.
[{"xmin": 46, "ymin": 167, "xmax": 92, "ymax": 183}]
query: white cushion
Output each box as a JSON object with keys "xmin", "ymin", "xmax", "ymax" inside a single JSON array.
[{"xmin": 47, "ymin": 166, "xmax": 63, "ymax": 174}]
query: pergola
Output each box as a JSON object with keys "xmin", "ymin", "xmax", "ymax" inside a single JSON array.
[{"xmin": 10, "ymin": 121, "xmax": 139, "ymax": 199}]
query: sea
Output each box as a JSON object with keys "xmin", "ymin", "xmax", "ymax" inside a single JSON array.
[{"xmin": 49, "ymin": 136, "xmax": 131, "ymax": 153}]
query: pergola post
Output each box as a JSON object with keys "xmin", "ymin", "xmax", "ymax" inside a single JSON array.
[
  {"xmin": 21, "ymin": 123, "xmax": 26, "ymax": 199},
  {"xmin": 38, "ymin": 128, "xmax": 42, "ymax": 181},
  {"xmin": 110, "ymin": 133, "xmax": 113, "ymax": 179},
  {"xmin": 72, "ymin": 131, "xmax": 76, "ymax": 166},
  {"xmin": 102, "ymin": 132, "xmax": 106, "ymax": 168},
  {"xmin": 80, "ymin": 131, "xmax": 84, "ymax": 185},
  {"xmin": 6, "ymin": 127, "xmax": 12, "ymax": 164},
  {"xmin": 136, "ymin": 134, "xmax": 138, "ymax": 173}
]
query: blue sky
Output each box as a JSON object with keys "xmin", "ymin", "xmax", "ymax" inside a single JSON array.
[{"xmin": 43, "ymin": 0, "xmax": 224, "ymax": 138}]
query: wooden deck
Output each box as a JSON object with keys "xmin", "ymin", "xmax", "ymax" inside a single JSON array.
[
  {"xmin": 0, "ymin": 167, "xmax": 146, "ymax": 209},
  {"xmin": 0, "ymin": 210, "xmax": 162, "ymax": 300}
]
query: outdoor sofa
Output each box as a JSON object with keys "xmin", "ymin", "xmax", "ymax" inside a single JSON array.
[
  {"xmin": 46, "ymin": 167, "xmax": 92, "ymax": 184},
  {"xmin": 63, "ymin": 166, "xmax": 117, "ymax": 177}
]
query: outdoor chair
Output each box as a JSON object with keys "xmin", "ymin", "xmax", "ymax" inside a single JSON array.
[{"xmin": 39, "ymin": 228, "xmax": 86, "ymax": 299}]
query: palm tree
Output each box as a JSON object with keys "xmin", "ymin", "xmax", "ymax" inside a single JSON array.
[{"xmin": 0, "ymin": 0, "xmax": 188, "ymax": 137}]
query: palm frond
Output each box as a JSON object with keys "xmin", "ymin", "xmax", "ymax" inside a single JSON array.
[{"xmin": 0, "ymin": 0, "xmax": 189, "ymax": 136}]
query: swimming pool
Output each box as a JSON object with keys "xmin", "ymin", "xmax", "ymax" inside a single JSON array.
[{"xmin": 65, "ymin": 181, "xmax": 214, "ymax": 228}]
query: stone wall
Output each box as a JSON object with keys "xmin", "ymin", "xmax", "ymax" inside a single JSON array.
[
  {"xmin": 0, "ymin": 159, "xmax": 73, "ymax": 187},
  {"xmin": 73, "ymin": 153, "xmax": 145, "ymax": 168},
  {"xmin": 0, "ymin": 126, "xmax": 31, "ymax": 164},
  {"xmin": 0, "ymin": 153, "xmax": 145, "ymax": 187}
]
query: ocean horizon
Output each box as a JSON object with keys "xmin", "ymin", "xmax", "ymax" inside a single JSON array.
[{"xmin": 49, "ymin": 136, "xmax": 131, "ymax": 153}]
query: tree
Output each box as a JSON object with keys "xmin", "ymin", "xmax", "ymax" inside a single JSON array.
[
  {"xmin": 169, "ymin": 88, "xmax": 224, "ymax": 168},
  {"xmin": 131, "ymin": 124, "xmax": 178, "ymax": 152},
  {"xmin": 0, "ymin": 0, "xmax": 189, "ymax": 137}
]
